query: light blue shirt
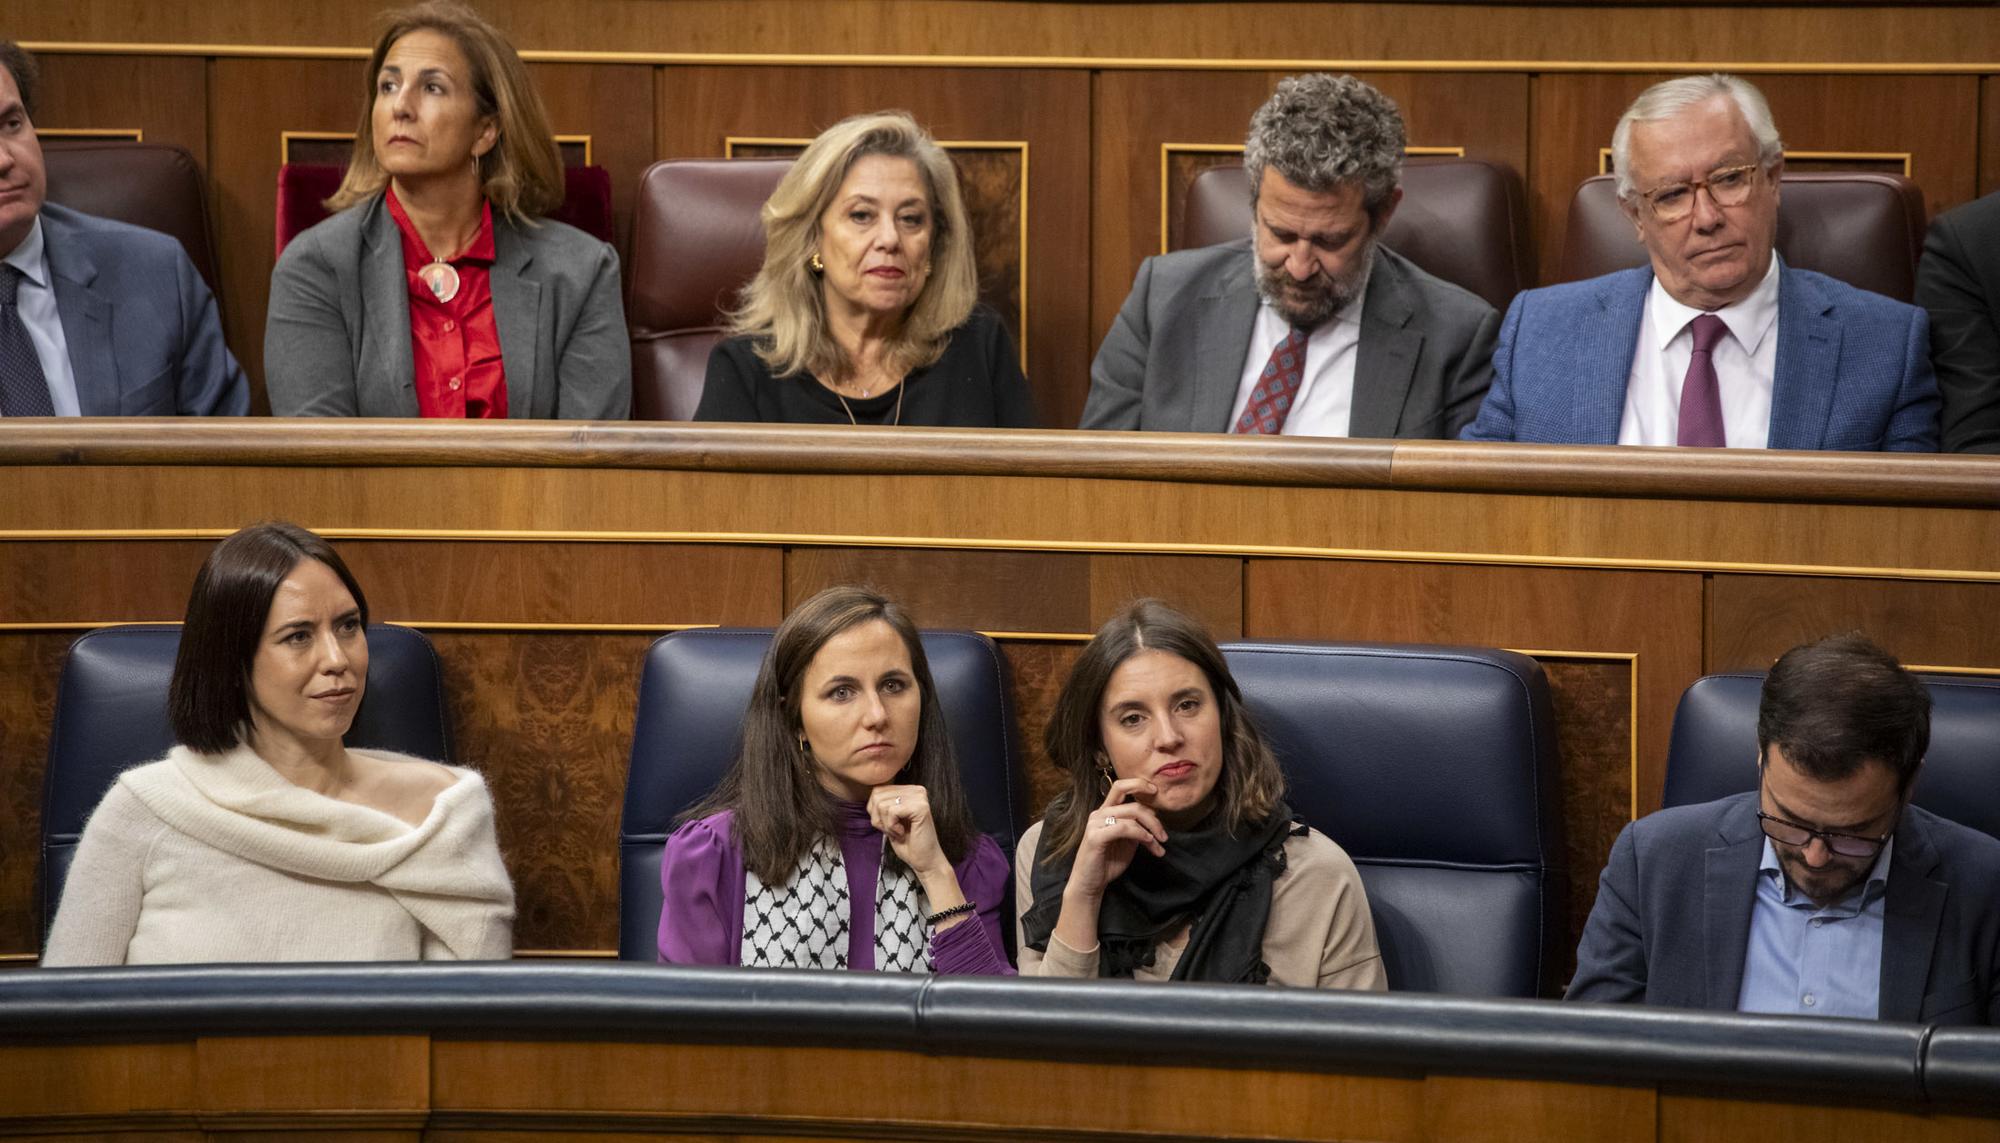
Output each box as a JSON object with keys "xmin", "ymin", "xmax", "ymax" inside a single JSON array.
[
  {"xmin": 1737, "ymin": 836, "xmax": 1892, "ymax": 1019},
  {"xmin": 1, "ymin": 217, "xmax": 81, "ymax": 417}
]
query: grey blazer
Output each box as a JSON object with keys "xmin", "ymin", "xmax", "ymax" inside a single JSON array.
[
  {"xmin": 265, "ymin": 193, "xmax": 631, "ymax": 419},
  {"xmin": 1080, "ymin": 239, "xmax": 1499, "ymax": 438},
  {"xmin": 1568, "ymin": 792, "xmax": 2000, "ymax": 1025}
]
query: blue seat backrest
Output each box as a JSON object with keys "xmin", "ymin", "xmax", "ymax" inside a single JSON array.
[
  {"xmin": 620, "ymin": 628, "xmax": 1027, "ymax": 961},
  {"xmin": 1664, "ymin": 672, "xmax": 2000, "ymax": 841},
  {"xmin": 1221, "ymin": 641, "xmax": 1567, "ymax": 997},
  {"xmin": 39, "ymin": 624, "xmax": 454, "ymax": 942}
]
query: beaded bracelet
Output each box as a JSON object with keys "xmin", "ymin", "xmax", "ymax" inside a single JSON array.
[{"xmin": 926, "ymin": 901, "xmax": 976, "ymax": 926}]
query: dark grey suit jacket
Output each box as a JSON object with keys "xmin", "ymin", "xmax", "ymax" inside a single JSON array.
[
  {"xmin": 265, "ymin": 192, "xmax": 630, "ymax": 419},
  {"xmin": 37, "ymin": 203, "xmax": 247, "ymax": 416},
  {"xmin": 1568, "ymin": 792, "xmax": 2000, "ymax": 1025},
  {"xmin": 1917, "ymin": 189, "xmax": 2000, "ymax": 454},
  {"xmin": 1080, "ymin": 240, "xmax": 1499, "ymax": 437}
]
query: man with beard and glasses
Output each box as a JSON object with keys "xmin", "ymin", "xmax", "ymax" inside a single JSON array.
[
  {"xmin": 1080, "ymin": 74, "xmax": 1499, "ymax": 438},
  {"xmin": 1568, "ymin": 633, "xmax": 2000, "ymax": 1024}
]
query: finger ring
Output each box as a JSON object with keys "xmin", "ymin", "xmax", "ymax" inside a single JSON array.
[
  {"xmin": 1103, "ymin": 816, "xmax": 1118, "ymax": 828},
  {"xmin": 894, "ymin": 796, "xmax": 903, "ymax": 805}
]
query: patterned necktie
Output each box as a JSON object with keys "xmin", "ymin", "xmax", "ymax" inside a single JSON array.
[
  {"xmin": 0, "ymin": 265, "xmax": 56, "ymax": 418},
  {"xmin": 1232, "ymin": 325, "xmax": 1310, "ymax": 434},
  {"xmin": 1676, "ymin": 313, "xmax": 1728, "ymax": 447}
]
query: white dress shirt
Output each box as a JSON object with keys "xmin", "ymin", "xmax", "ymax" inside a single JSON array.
[
  {"xmin": 1617, "ymin": 254, "xmax": 1781, "ymax": 449},
  {"xmin": 1, "ymin": 217, "xmax": 81, "ymax": 417},
  {"xmin": 1228, "ymin": 269, "xmax": 1370, "ymax": 438}
]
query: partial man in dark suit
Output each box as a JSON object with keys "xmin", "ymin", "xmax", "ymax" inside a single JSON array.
[
  {"xmin": 1569, "ymin": 634, "xmax": 2000, "ymax": 1024},
  {"xmin": 1464, "ymin": 74, "xmax": 1937, "ymax": 450},
  {"xmin": 0, "ymin": 42, "xmax": 246, "ymax": 418},
  {"xmin": 1082, "ymin": 74, "xmax": 1498, "ymax": 439},
  {"xmin": 1916, "ymin": 190, "xmax": 2000, "ymax": 453}
]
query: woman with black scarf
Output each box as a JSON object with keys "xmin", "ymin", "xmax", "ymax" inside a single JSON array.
[{"xmin": 1015, "ymin": 600, "xmax": 1386, "ymax": 987}]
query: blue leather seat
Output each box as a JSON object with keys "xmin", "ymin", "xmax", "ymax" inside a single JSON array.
[
  {"xmin": 39, "ymin": 624, "xmax": 453, "ymax": 941},
  {"xmin": 619, "ymin": 628, "xmax": 1028, "ymax": 961},
  {"xmin": 1221, "ymin": 641, "xmax": 1567, "ymax": 997},
  {"xmin": 1664, "ymin": 672, "xmax": 2000, "ymax": 841}
]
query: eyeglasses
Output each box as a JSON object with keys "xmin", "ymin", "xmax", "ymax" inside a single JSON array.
[
  {"xmin": 1755, "ymin": 810, "xmax": 1893, "ymax": 859},
  {"xmin": 1635, "ymin": 164, "xmax": 1762, "ymax": 223}
]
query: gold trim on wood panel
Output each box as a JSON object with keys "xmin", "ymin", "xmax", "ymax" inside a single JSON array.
[
  {"xmin": 722, "ymin": 136, "xmax": 1030, "ymax": 366},
  {"xmin": 22, "ymin": 43, "xmax": 2000, "ymax": 74},
  {"xmin": 555, "ymin": 133, "xmax": 594, "ymax": 165},
  {"xmin": 6, "ymin": 527, "xmax": 2000, "ymax": 583},
  {"xmin": 280, "ymin": 129, "xmax": 356, "ymax": 165},
  {"xmin": 1907, "ymin": 662, "xmax": 2000, "ymax": 677},
  {"xmin": 1158, "ymin": 143, "xmax": 1466, "ymax": 253},
  {"xmin": 1597, "ymin": 147, "xmax": 1915, "ymax": 177},
  {"xmin": 39, "ymin": 127, "xmax": 144, "ymax": 141},
  {"xmin": 1514, "ymin": 649, "xmax": 1642, "ymax": 821}
]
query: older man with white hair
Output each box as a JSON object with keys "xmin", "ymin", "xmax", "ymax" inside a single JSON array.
[{"xmin": 1464, "ymin": 73, "xmax": 1938, "ymax": 451}]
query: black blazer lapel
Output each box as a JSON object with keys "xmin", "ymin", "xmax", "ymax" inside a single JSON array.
[
  {"xmin": 1878, "ymin": 814, "xmax": 1946, "ymax": 1023},
  {"xmin": 1350, "ymin": 251, "xmax": 1419, "ymax": 439}
]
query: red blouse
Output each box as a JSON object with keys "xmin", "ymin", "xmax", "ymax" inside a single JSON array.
[{"xmin": 386, "ymin": 187, "xmax": 507, "ymax": 419}]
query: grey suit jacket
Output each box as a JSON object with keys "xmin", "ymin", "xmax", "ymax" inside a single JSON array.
[
  {"xmin": 36, "ymin": 203, "xmax": 247, "ymax": 416},
  {"xmin": 265, "ymin": 193, "xmax": 631, "ymax": 419},
  {"xmin": 1568, "ymin": 793, "xmax": 2000, "ymax": 1025},
  {"xmin": 1080, "ymin": 240, "xmax": 1500, "ymax": 437}
]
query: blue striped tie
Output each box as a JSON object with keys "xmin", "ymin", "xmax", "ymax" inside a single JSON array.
[{"xmin": 0, "ymin": 265, "xmax": 56, "ymax": 417}]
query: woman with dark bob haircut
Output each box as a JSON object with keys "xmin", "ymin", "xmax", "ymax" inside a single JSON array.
[
  {"xmin": 658, "ymin": 585, "xmax": 1012, "ymax": 973},
  {"xmin": 1016, "ymin": 600, "xmax": 1384, "ymax": 987},
  {"xmin": 43, "ymin": 523, "xmax": 513, "ymax": 965}
]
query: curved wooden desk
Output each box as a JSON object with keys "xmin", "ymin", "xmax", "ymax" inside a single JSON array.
[{"xmin": 2, "ymin": 422, "xmax": 1996, "ymax": 961}]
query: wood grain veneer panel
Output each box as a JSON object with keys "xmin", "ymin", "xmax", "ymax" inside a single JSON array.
[
  {"xmin": 526, "ymin": 62, "xmax": 654, "ymax": 261},
  {"xmin": 197, "ymin": 1035, "xmax": 426, "ymax": 1113},
  {"xmin": 655, "ymin": 65, "xmax": 1091, "ymax": 428},
  {"xmin": 208, "ymin": 57, "xmax": 360, "ymax": 412},
  {"xmin": 1660, "ymin": 1094, "xmax": 1999, "ymax": 1143},
  {"xmin": 1535, "ymin": 73, "xmax": 1981, "ymax": 285},
  {"xmin": 1541, "ymin": 657, "xmax": 1635, "ymax": 981},
  {"xmin": 998, "ymin": 639, "xmax": 1085, "ymax": 816},
  {"xmin": 1707, "ymin": 575, "xmax": 2000, "ymax": 673},
  {"xmin": 0, "ymin": 632, "xmax": 80, "ymax": 953},
  {"xmin": 426, "ymin": 632, "xmax": 652, "ymax": 952},
  {"xmin": 17, "ymin": 3, "xmax": 2000, "ymax": 64},
  {"xmin": 31, "ymin": 54, "xmax": 208, "ymax": 168},
  {"xmin": 1983, "ymin": 77, "xmax": 2000, "ymax": 197},
  {"xmin": 431, "ymin": 1040, "xmax": 1425, "ymax": 1139},
  {"xmin": 1426, "ymin": 1075, "xmax": 1655, "ymax": 1142},
  {"xmin": 0, "ymin": 541, "xmax": 220, "ymax": 623},
  {"xmin": 0, "ymin": 1042, "xmax": 194, "ymax": 1118}
]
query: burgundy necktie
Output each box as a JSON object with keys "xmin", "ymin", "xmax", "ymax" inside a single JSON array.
[
  {"xmin": 1232, "ymin": 326, "xmax": 1309, "ymax": 435},
  {"xmin": 1676, "ymin": 313, "xmax": 1728, "ymax": 448}
]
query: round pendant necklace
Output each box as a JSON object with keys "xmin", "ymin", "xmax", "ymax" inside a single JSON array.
[{"xmin": 417, "ymin": 260, "xmax": 460, "ymax": 303}]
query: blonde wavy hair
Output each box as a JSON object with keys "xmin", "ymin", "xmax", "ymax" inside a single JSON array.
[
  {"xmin": 326, "ymin": 1, "xmax": 564, "ymax": 223},
  {"xmin": 729, "ymin": 111, "xmax": 979, "ymax": 382}
]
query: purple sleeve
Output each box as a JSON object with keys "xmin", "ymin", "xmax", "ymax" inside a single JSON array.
[
  {"xmin": 658, "ymin": 812, "xmax": 744, "ymax": 966},
  {"xmin": 930, "ymin": 833, "xmax": 1016, "ymax": 976}
]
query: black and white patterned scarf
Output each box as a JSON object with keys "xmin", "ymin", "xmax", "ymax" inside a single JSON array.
[{"xmin": 740, "ymin": 834, "xmax": 929, "ymax": 972}]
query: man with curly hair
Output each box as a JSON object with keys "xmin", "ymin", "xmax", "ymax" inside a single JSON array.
[{"xmin": 1082, "ymin": 74, "xmax": 1498, "ymax": 439}]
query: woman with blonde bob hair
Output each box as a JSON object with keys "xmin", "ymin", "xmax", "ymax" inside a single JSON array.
[
  {"xmin": 1015, "ymin": 600, "xmax": 1386, "ymax": 988},
  {"xmin": 695, "ymin": 111, "xmax": 1035, "ymax": 427},
  {"xmin": 265, "ymin": 1, "xmax": 630, "ymax": 421}
]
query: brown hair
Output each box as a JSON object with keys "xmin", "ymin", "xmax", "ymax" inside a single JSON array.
[
  {"xmin": 326, "ymin": 1, "xmax": 564, "ymax": 222},
  {"xmin": 1758, "ymin": 632, "xmax": 1931, "ymax": 792},
  {"xmin": 1038, "ymin": 600, "xmax": 1286, "ymax": 862},
  {"xmin": 682, "ymin": 585, "xmax": 978, "ymax": 884},
  {"xmin": 0, "ymin": 42, "xmax": 39, "ymax": 119},
  {"xmin": 169, "ymin": 522, "xmax": 371, "ymax": 755}
]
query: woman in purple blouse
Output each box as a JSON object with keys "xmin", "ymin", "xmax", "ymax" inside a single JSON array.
[{"xmin": 657, "ymin": 585, "xmax": 1012, "ymax": 974}]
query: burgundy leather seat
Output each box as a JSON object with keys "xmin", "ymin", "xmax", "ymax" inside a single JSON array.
[
  {"xmin": 274, "ymin": 163, "xmax": 618, "ymax": 256},
  {"xmin": 1179, "ymin": 158, "xmax": 1532, "ymax": 313},
  {"xmin": 1558, "ymin": 172, "xmax": 1928, "ymax": 302},
  {"xmin": 41, "ymin": 140, "xmax": 221, "ymax": 301},
  {"xmin": 625, "ymin": 158, "xmax": 792, "ymax": 422}
]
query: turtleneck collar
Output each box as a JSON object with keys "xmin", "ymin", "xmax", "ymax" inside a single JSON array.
[{"xmin": 834, "ymin": 797, "xmax": 879, "ymax": 839}]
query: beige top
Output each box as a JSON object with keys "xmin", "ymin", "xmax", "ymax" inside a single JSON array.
[
  {"xmin": 44, "ymin": 744, "xmax": 515, "ymax": 966},
  {"xmin": 1013, "ymin": 820, "xmax": 1388, "ymax": 990}
]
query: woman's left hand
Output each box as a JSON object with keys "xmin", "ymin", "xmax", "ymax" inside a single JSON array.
[{"xmin": 868, "ymin": 784, "xmax": 948, "ymax": 877}]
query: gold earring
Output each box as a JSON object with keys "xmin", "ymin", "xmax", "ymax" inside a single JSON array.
[{"xmin": 809, "ymin": 252, "xmax": 825, "ymax": 274}]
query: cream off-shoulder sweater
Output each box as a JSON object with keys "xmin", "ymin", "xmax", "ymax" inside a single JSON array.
[{"xmin": 44, "ymin": 744, "xmax": 515, "ymax": 965}]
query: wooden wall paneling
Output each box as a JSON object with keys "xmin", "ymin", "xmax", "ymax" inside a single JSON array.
[
  {"xmin": 1707, "ymin": 575, "xmax": 2000, "ymax": 674},
  {"xmin": 1982, "ymin": 75, "xmax": 2000, "ymax": 196},
  {"xmin": 1092, "ymin": 71, "xmax": 1529, "ymax": 367},
  {"xmin": 196, "ymin": 1034, "xmax": 427, "ymax": 1124},
  {"xmin": 655, "ymin": 65, "xmax": 1092, "ymax": 427},
  {"xmin": 17, "ymin": 2, "xmax": 2000, "ymax": 66},
  {"xmin": 1533, "ymin": 73, "xmax": 1982, "ymax": 284},
  {"xmin": 0, "ymin": 633, "xmax": 74, "ymax": 955},
  {"xmin": 425, "ymin": 632, "xmax": 652, "ymax": 953},
  {"xmin": 31, "ymin": 54, "xmax": 208, "ymax": 168},
  {"xmin": 1538, "ymin": 655, "xmax": 1637, "ymax": 978},
  {"xmin": 0, "ymin": 540, "xmax": 213, "ymax": 622},
  {"xmin": 999, "ymin": 639, "xmax": 1085, "ymax": 814},
  {"xmin": 1658, "ymin": 1094, "xmax": 2000, "ymax": 1143},
  {"xmin": 1424, "ymin": 1075, "xmax": 1655, "ymax": 1143},
  {"xmin": 208, "ymin": 58, "xmax": 363, "ymax": 412},
  {"xmin": 526, "ymin": 62, "xmax": 655, "ymax": 261},
  {"xmin": 0, "ymin": 1042, "xmax": 195, "ymax": 1122}
]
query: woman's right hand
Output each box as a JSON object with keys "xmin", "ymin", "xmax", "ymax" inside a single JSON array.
[{"xmin": 1049, "ymin": 778, "xmax": 1168, "ymax": 954}]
